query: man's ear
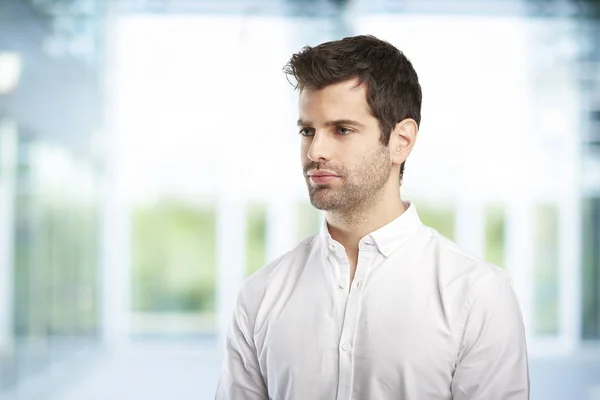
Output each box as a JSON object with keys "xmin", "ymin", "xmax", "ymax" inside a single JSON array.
[{"xmin": 389, "ymin": 118, "xmax": 418, "ymax": 166}]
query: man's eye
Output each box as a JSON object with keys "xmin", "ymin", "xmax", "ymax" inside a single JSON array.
[
  {"xmin": 299, "ymin": 128, "xmax": 314, "ymax": 137},
  {"xmin": 337, "ymin": 127, "xmax": 353, "ymax": 135}
]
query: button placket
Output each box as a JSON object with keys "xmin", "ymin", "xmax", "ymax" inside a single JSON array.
[
  {"xmin": 335, "ymin": 250, "xmax": 376, "ymax": 399},
  {"xmin": 326, "ymin": 243, "xmax": 350, "ymax": 332},
  {"xmin": 332, "ymin": 244, "xmax": 350, "ymax": 294}
]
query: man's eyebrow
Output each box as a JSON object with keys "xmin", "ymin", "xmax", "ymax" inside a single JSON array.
[
  {"xmin": 326, "ymin": 119, "xmax": 365, "ymax": 128},
  {"xmin": 296, "ymin": 119, "xmax": 365, "ymax": 128}
]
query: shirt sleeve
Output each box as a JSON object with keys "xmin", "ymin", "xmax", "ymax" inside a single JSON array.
[
  {"xmin": 451, "ymin": 271, "xmax": 530, "ymax": 400},
  {"xmin": 215, "ymin": 289, "xmax": 268, "ymax": 400}
]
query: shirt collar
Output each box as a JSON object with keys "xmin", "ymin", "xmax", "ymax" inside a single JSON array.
[{"xmin": 319, "ymin": 201, "xmax": 424, "ymax": 258}]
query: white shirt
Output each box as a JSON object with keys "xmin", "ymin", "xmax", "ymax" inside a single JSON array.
[{"xmin": 215, "ymin": 202, "xmax": 530, "ymax": 400}]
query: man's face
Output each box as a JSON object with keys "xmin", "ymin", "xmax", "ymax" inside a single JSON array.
[{"xmin": 298, "ymin": 79, "xmax": 393, "ymax": 212}]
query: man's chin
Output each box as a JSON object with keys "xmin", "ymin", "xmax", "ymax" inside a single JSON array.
[
  {"xmin": 308, "ymin": 196, "xmax": 340, "ymax": 211},
  {"xmin": 308, "ymin": 187, "xmax": 349, "ymax": 210},
  {"xmin": 310, "ymin": 202, "xmax": 330, "ymax": 211}
]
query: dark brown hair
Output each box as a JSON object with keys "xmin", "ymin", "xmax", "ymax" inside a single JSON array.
[{"xmin": 283, "ymin": 35, "xmax": 422, "ymax": 183}]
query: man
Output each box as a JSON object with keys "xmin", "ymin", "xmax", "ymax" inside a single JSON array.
[{"xmin": 215, "ymin": 35, "xmax": 529, "ymax": 399}]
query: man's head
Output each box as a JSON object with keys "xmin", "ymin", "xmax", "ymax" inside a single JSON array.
[{"xmin": 283, "ymin": 35, "xmax": 422, "ymax": 213}]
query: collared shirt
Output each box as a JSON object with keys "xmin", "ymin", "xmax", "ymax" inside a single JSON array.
[{"xmin": 215, "ymin": 202, "xmax": 530, "ymax": 400}]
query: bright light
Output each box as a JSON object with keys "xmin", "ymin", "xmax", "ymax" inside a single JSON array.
[{"xmin": 0, "ymin": 53, "xmax": 21, "ymax": 94}]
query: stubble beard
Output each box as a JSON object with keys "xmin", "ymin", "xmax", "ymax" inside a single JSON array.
[{"xmin": 305, "ymin": 147, "xmax": 392, "ymax": 216}]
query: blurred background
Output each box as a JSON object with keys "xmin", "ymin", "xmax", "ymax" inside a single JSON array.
[{"xmin": 0, "ymin": 0, "xmax": 599, "ymax": 398}]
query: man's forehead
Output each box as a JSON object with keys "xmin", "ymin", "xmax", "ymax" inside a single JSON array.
[{"xmin": 298, "ymin": 83, "xmax": 372, "ymax": 120}]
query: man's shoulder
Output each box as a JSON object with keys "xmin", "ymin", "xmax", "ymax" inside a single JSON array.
[{"xmin": 422, "ymin": 226, "xmax": 513, "ymax": 296}]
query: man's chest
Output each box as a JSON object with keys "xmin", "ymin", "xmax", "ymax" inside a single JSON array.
[{"xmin": 256, "ymin": 270, "xmax": 461, "ymax": 395}]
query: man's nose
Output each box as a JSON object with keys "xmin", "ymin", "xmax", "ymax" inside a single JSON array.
[{"xmin": 306, "ymin": 132, "xmax": 333, "ymax": 162}]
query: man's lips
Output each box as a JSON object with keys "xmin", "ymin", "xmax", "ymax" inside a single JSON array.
[
  {"xmin": 307, "ymin": 170, "xmax": 339, "ymax": 177},
  {"xmin": 307, "ymin": 170, "xmax": 340, "ymax": 184}
]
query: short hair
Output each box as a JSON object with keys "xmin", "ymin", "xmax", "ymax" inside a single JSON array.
[{"xmin": 283, "ymin": 35, "xmax": 422, "ymax": 184}]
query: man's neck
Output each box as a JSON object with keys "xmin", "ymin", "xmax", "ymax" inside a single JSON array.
[{"xmin": 326, "ymin": 191, "xmax": 407, "ymax": 255}]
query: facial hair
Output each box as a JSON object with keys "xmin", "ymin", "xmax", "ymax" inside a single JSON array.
[{"xmin": 303, "ymin": 145, "xmax": 392, "ymax": 213}]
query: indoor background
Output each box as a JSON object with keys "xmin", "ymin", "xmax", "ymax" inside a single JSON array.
[{"xmin": 0, "ymin": 0, "xmax": 599, "ymax": 399}]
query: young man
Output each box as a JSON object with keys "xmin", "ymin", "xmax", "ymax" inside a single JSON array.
[{"xmin": 215, "ymin": 35, "xmax": 529, "ymax": 399}]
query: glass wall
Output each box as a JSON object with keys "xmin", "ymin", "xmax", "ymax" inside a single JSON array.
[
  {"xmin": 0, "ymin": 124, "xmax": 101, "ymax": 393},
  {"xmin": 131, "ymin": 199, "xmax": 217, "ymax": 335}
]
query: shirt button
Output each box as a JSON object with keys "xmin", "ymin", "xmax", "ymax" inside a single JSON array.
[
  {"xmin": 339, "ymin": 282, "xmax": 346, "ymax": 289},
  {"xmin": 329, "ymin": 244, "xmax": 336, "ymax": 251},
  {"xmin": 341, "ymin": 343, "xmax": 351, "ymax": 351}
]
